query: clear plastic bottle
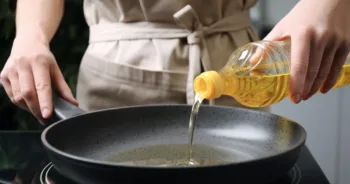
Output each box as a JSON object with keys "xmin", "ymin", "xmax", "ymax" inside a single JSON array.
[{"xmin": 194, "ymin": 40, "xmax": 350, "ymax": 107}]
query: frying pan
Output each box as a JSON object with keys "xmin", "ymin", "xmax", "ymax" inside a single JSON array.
[
  {"xmin": 38, "ymin": 92, "xmax": 306, "ymax": 184},
  {"xmin": 0, "ymin": 77, "xmax": 306, "ymax": 184}
]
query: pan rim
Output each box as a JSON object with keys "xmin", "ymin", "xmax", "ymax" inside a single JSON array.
[{"xmin": 41, "ymin": 104, "xmax": 307, "ymax": 169}]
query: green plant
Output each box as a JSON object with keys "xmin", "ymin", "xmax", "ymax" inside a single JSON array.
[{"xmin": 0, "ymin": 0, "xmax": 88, "ymax": 130}]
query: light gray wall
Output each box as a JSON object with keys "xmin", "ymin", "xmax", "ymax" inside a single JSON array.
[
  {"xmin": 271, "ymin": 89, "xmax": 341, "ymax": 183},
  {"xmin": 338, "ymin": 87, "xmax": 350, "ymax": 184},
  {"xmin": 251, "ymin": 1, "xmax": 350, "ymax": 184}
]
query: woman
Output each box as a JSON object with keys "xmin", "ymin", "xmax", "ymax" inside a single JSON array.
[{"xmin": 1, "ymin": 0, "xmax": 349, "ymax": 122}]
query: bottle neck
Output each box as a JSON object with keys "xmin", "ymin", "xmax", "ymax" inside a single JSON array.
[{"xmin": 193, "ymin": 71, "xmax": 224, "ymax": 100}]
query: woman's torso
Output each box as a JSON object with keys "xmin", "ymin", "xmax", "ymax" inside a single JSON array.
[
  {"xmin": 76, "ymin": 0, "xmax": 270, "ymax": 112},
  {"xmin": 83, "ymin": 0, "xmax": 257, "ymax": 26}
]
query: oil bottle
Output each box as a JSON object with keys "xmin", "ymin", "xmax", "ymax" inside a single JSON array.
[{"xmin": 194, "ymin": 40, "xmax": 350, "ymax": 107}]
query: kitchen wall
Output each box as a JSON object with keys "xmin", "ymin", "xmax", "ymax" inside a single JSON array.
[{"xmin": 250, "ymin": 1, "xmax": 350, "ymax": 184}]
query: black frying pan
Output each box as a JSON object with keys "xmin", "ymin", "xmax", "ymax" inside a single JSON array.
[{"xmin": 37, "ymin": 92, "xmax": 307, "ymax": 184}]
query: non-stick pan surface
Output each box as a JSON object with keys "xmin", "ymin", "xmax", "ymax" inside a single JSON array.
[{"xmin": 41, "ymin": 94, "xmax": 307, "ymax": 184}]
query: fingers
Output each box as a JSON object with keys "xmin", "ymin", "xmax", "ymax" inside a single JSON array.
[
  {"xmin": 1, "ymin": 66, "xmax": 28, "ymax": 110},
  {"xmin": 8, "ymin": 72, "xmax": 22, "ymax": 103},
  {"xmin": 249, "ymin": 46, "xmax": 266, "ymax": 65},
  {"xmin": 321, "ymin": 45, "xmax": 350, "ymax": 93},
  {"xmin": 32, "ymin": 58, "xmax": 52, "ymax": 119},
  {"xmin": 263, "ymin": 22, "xmax": 285, "ymax": 41},
  {"xmin": 0, "ymin": 76, "xmax": 14, "ymax": 101},
  {"xmin": 8, "ymin": 71, "xmax": 29, "ymax": 110},
  {"xmin": 289, "ymin": 33, "xmax": 311, "ymax": 103},
  {"xmin": 1, "ymin": 38, "xmax": 77, "ymax": 122},
  {"xmin": 16, "ymin": 58, "xmax": 42, "ymax": 119},
  {"xmin": 302, "ymin": 32, "xmax": 330, "ymax": 99},
  {"xmin": 51, "ymin": 64, "xmax": 78, "ymax": 106},
  {"xmin": 306, "ymin": 46, "xmax": 336, "ymax": 98},
  {"xmin": 2, "ymin": 54, "xmax": 77, "ymax": 121}
]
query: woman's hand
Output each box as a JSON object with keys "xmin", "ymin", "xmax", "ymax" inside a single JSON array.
[
  {"xmin": 0, "ymin": 37, "xmax": 78, "ymax": 121},
  {"xmin": 264, "ymin": 0, "xmax": 350, "ymax": 103}
]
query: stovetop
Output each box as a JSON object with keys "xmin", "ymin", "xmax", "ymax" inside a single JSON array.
[{"xmin": 0, "ymin": 131, "xmax": 330, "ymax": 184}]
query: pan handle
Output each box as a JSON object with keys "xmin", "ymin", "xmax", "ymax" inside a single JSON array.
[
  {"xmin": 41, "ymin": 90, "xmax": 85, "ymax": 124},
  {"xmin": 0, "ymin": 80, "xmax": 84, "ymax": 124},
  {"xmin": 50, "ymin": 90, "xmax": 85, "ymax": 120}
]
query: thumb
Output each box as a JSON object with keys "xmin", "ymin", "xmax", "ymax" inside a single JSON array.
[
  {"xmin": 263, "ymin": 24, "xmax": 288, "ymax": 41},
  {"xmin": 51, "ymin": 63, "xmax": 79, "ymax": 106}
]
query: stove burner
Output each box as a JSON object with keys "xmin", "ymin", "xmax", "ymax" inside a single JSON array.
[
  {"xmin": 290, "ymin": 165, "xmax": 301, "ymax": 184},
  {"xmin": 40, "ymin": 163, "xmax": 78, "ymax": 184},
  {"xmin": 40, "ymin": 163, "xmax": 301, "ymax": 184}
]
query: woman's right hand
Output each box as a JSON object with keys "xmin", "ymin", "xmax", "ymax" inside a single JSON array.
[{"xmin": 0, "ymin": 37, "xmax": 78, "ymax": 121}]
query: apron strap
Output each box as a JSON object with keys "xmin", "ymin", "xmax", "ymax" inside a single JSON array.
[
  {"xmin": 173, "ymin": 5, "xmax": 209, "ymax": 105},
  {"xmin": 88, "ymin": 5, "xmax": 253, "ymax": 105}
]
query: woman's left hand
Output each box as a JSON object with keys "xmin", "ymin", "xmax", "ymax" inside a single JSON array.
[{"xmin": 264, "ymin": 0, "xmax": 350, "ymax": 103}]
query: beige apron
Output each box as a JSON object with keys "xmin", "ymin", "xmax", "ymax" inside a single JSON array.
[{"xmin": 77, "ymin": 0, "xmax": 270, "ymax": 112}]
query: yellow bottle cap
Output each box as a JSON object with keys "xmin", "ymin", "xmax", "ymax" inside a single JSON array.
[{"xmin": 194, "ymin": 71, "xmax": 224, "ymax": 100}]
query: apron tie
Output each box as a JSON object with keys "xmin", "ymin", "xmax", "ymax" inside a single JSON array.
[
  {"xmin": 88, "ymin": 4, "xmax": 253, "ymax": 105},
  {"xmin": 174, "ymin": 5, "xmax": 211, "ymax": 104}
]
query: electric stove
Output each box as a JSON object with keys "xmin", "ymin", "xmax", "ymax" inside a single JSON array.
[{"xmin": 0, "ymin": 131, "xmax": 330, "ymax": 184}]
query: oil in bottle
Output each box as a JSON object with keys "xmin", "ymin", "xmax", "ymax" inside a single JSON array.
[{"xmin": 194, "ymin": 40, "xmax": 350, "ymax": 107}]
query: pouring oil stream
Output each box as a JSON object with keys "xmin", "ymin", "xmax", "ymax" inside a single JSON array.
[{"xmin": 186, "ymin": 94, "xmax": 203, "ymax": 165}]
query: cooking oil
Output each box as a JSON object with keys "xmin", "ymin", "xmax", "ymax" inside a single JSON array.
[
  {"xmin": 186, "ymin": 94, "xmax": 202, "ymax": 165},
  {"xmin": 105, "ymin": 144, "xmax": 252, "ymax": 167},
  {"xmin": 105, "ymin": 96, "xmax": 206, "ymax": 167},
  {"xmin": 194, "ymin": 40, "xmax": 350, "ymax": 107}
]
